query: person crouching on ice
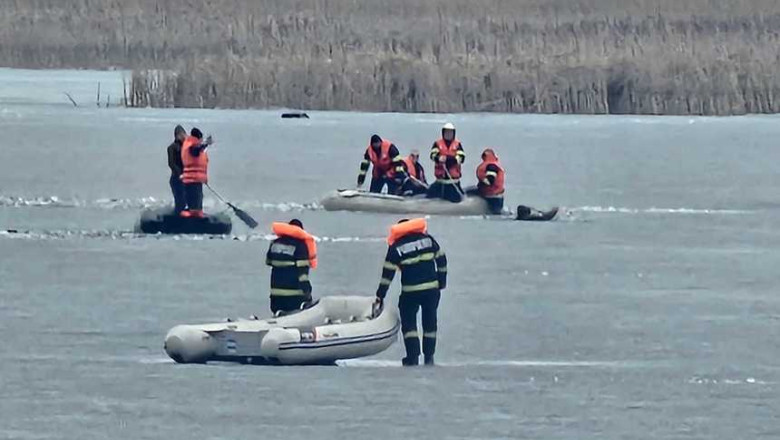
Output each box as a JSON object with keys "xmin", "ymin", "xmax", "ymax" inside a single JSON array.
[
  {"xmin": 466, "ymin": 148, "xmax": 506, "ymax": 215},
  {"xmin": 180, "ymin": 128, "xmax": 213, "ymax": 218},
  {"xmin": 357, "ymin": 134, "xmax": 405, "ymax": 194},
  {"xmin": 375, "ymin": 218, "xmax": 447, "ymax": 366},
  {"xmin": 265, "ymin": 219, "xmax": 318, "ymax": 315}
]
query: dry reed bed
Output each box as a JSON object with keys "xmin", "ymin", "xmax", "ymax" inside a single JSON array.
[{"xmin": 3, "ymin": 0, "xmax": 780, "ymax": 114}]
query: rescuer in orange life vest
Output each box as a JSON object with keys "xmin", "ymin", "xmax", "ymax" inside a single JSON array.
[
  {"xmin": 375, "ymin": 218, "xmax": 447, "ymax": 366},
  {"xmin": 426, "ymin": 122, "xmax": 465, "ymax": 203},
  {"xmin": 466, "ymin": 148, "xmax": 506, "ymax": 214},
  {"xmin": 397, "ymin": 149, "xmax": 428, "ymax": 196},
  {"xmin": 179, "ymin": 128, "xmax": 214, "ymax": 218},
  {"xmin": 357, "ymin": 134, "xmax": 405, "ymax": 194},
  {"xmin": 265, "ymin": 219, "xmax": 318, "ymax": 314}
]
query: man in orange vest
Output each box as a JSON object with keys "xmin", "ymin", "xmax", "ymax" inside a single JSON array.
[
  {"xmin": 398, "ymin": 150, "xmax": 428, "ymax": 196},
  {"xmin": 375, "ymin": 218, "xmax": 447, "ymax": 366},
  {"xmin": 180, "ymin": 128, "xmax": 213, "ymax": 218},
  {"xmin": 467, "ymin": 148, "xmax": 506, "ymax": 214},
  {"xmin": 357, "ymin": 134, "xmax": 405, "ymax": 194},
  {"xmin": 426, "ymin": 122, "xmax": 465, "ymax": 203},
  {"xmin": 265, "ymin": 219, "xmax": 317, "ymax": 314}
]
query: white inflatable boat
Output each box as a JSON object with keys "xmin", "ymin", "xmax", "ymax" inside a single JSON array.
[
  {"xmin": 320, "ymin": 189, "xmax": 492, "ymax": 215},
  {"xmin": 164, "ymin": 296, "xmax": 399, "ymax": 365}
]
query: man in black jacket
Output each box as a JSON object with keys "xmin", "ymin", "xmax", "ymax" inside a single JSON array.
[
  {"xmin": 166, "ymin": 125, "xmax": 187, "ymax": 213},
  {"xmin": 376, "ymin": 218, "xmax": 447, "ymax": 366},
  {"xmin": 265, "ymin": 219, "xmax": 316, "ymax": 314}
]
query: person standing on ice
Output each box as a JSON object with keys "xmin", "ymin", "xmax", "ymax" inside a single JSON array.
[
  {"xmin": 265, "ymin": 219, "xmax": 318, "ymax": 314},
  {"xmin": 166, "ymin": 125, "xmax": 187, "ymax": 214},
  {"xmin": 179, "ymin": 128, "xmax": 213, "ymax": 218},
  {"xmin": 375, "ymin": 218, "xmax": 447, "ymax": 366}
]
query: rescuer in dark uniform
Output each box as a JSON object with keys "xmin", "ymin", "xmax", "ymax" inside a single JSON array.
[
  {"xmin": 265, "ymin": 219, "xmax": 318, "ymax": 314},
  {"xmin": 375, "ymin": 218, "xmax": 447, "ymax": 366}
]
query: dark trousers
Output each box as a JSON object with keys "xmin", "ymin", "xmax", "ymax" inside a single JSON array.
[
  {"xmin": 370, "ymin": 176, "xmax": 399, "ymax": 194},
  {"xmin": 426, "ymin": 180, "xmax": 463, "ymax": 203},
  {"xmin": 399, "ymin": 290, "xmax": 441, "ymax": 360},
  {"xmin": 183, "ymin": 183, "xmax": 203, "ymax": 211},
  {"xmin": 169, "ymin": 175, "xmax": 186, "ymax": 213},
  {"xmin": 270, "ymin": 295, "xmax": 310, "ymax": 314},
  {"xmin": 485, "ymin": 197, "xmax": 504, "ymax": 214},
  {"xmin": 465, "ymin": 186, "xmax": 503, "ymax": 214},
  {"xmin": 400, "ymin": 179, "xmax": 428, "ymax": 196}
]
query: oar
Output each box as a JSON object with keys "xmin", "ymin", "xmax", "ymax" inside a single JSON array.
[
  {"xmin": 408, "ymin": 174, "xmax": 429, "ymax": 191},
  {"xmin": 442, "ymin": 164, "xmax": 466, "ymax": 199},
  {"xmin": 205, "ymin": 183, "xmax": 259, "ymax": 229}
]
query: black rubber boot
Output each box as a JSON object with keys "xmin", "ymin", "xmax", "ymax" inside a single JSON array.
[
  {"xmin": 402, "ymin": 356, "xmax": 419, "ymax": 366},
  {"xmin": 403, "ymin": 337, "xmax": 421, "ymax": 366},
  {"xmin": 422, "ymin": 336, "xmax": 436, "ymax": 363}
]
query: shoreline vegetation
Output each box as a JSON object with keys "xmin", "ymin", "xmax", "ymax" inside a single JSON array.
[{"xmin": 3, "ymin": 0, "xmax": 780, "ymax": 115}]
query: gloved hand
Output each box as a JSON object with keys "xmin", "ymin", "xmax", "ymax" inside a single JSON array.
[{"xmin": 438, "ymin": 155, "xmax": 447, "ymax": 163}]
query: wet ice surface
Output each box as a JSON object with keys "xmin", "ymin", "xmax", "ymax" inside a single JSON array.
[{"xmin": 1, "ymin": 70, "xmax": 780, "ymax": 439}]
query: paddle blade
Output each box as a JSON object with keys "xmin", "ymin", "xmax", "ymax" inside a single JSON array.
[{"xmin": 231, "ymin": 206, "xmax": 258, "ymax": 229}]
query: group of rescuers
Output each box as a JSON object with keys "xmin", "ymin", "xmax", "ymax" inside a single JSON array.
[
  {"xmin": 166, "ymin": 121, "xmax": 506, "ymax": 218},
  {"xmin": 163, "ymin": 122, "xmax": 499, "ymax": 366},
  {"xmin": 358, "ymin": 122, "xmax": 506, "ymax": 215},
  {"xmin": 265, "ymin": 216, "xmax": 445, "ymax": 366}
]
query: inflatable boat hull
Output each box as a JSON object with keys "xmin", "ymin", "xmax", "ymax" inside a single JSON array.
[
  {"xmin": 164, "ymin": 296, "xmax": 399, "ymax": 365},
  {"xmin": 136, "ymin": 207, "xmax": 232, "ymax": 235},
  {"xmin": 320, "ymin": 190, "xmax": 492, "ymax": 215}
]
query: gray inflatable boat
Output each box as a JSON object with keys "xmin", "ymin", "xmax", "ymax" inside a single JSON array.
[{"xmin": 320, "ymin": 190, "xmax": 492, "ymax": 216}]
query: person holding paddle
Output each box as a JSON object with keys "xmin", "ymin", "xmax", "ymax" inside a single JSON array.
[
  {"xmin": 397, "ymin": 149, "xmax": 428, "ymax": 196},
  {"xmin": 426, "ymin": 122, "xmax": 465, "ymax": 203},
  {"xmin": 179, "ymin": 128, "xmax": 213, "ymax": 218}
]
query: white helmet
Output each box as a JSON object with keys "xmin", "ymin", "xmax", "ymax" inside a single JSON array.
[{"xmin": 442, "ymin": 122, "xmax": 456, "ymax": 131}]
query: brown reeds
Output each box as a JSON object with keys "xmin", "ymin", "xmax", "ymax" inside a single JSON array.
[{"xmin": 3, "ymin": 0, "xmax": 780, "ymax": 114}]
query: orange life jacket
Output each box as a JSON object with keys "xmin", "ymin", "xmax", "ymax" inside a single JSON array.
[
  {"xmin": 367, "ymin": 140, "xmax": 395, "ymax": 179},
  {"xmin": 387, "ymin": 218, "xmax": 428, "ymax": 245},
  {"xmin": 181, "ymin": 136, "xmax": 209, "ymax": 184},
  {"xmin": 476, "ymin": 149, "xmax": 505, "ymax": 197},
  {"xmin": 433, "ymin": 138, "xmax": 462, "ymax": 180},
  {"xmin": 272, "ymin": 222, "xmax": 318, "ymax": 269},
  {"xmin": 403, "ymin": 156, "xmax": 418, "ymax": 180}
]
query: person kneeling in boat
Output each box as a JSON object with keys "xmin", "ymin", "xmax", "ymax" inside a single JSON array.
[
  {"xmin": 426, "ymin": 122, "xmax": 465, "ymax": 203},
  {"xmin": 465, "ymin": 148, "xmax": 506, "ymax": 215},
  {"xmin": 266, "ymin": 219, "xmax": 318, "ymax": 314},
  {"xmin": 357, "ymin": 134, "xmax": 405, "ymax": 194},
  {"xmin": 397, "ymin": 150, "xmax": 428, "ymax": 196},
  {"xmin": 180, "ymin": 128, "xmax": 214, "ymax": 218},
  {"xmin": 167, "ymin": 125, "xmax": 187, "ymax": 214},
  {"xmin": 375, "ymin": 218, "xmax": 447, "ymax": 366}
]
